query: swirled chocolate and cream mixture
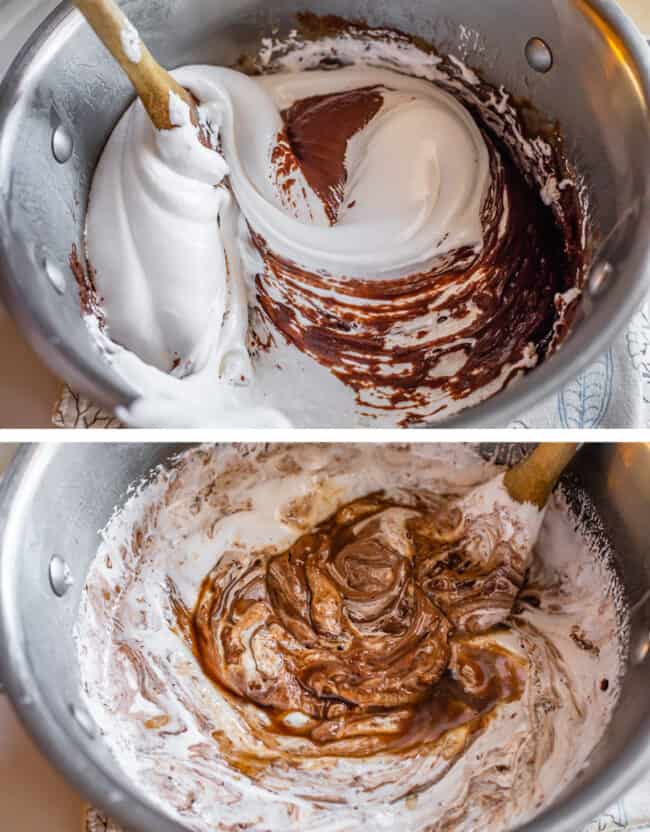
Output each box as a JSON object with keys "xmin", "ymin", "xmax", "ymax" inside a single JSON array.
[
  {"xmin": 79, "ymin": 17, "xmax": 587, "ymax": 427},
  {"xmin": 76, "ymin": 444, "xmax": 626, "ymax": 832}
]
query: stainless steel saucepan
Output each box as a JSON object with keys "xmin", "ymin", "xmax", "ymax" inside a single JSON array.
[
  {"xmin": 0, "ymin": 1, "xmax": 649, "ymax": 426},
  {"xmin": 0, "ymin": 443, "xmax": 649, "ymax": 831}
]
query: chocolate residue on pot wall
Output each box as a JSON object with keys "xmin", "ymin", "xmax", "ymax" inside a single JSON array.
[
  {"xmin": 249, "ymin": 19, "xmax": 587, "ymax": 425},
  {"xmin": 255, "ymin": 131, "xmax": 579, "ymax": 423},
  {"xmin": 70, "ymin": 243, "xmax": 103, "ymax": 320}
]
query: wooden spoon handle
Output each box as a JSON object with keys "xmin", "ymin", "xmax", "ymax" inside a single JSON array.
[
  {"xmin": 503, "ymin": 443, "xmax": 579, "ymax": 509},
  {"xmin": 72, "ymin": 0, "xmax": 197, "ymax": 130}
]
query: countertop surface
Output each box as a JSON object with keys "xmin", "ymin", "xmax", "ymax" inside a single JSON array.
[
  {"xmin": 1, "ymin": 1, "xmax": 649, "ymax": 830},
  {"xmin": 623, "ymin": 0, "xmax": 649, "ymax": 28}
]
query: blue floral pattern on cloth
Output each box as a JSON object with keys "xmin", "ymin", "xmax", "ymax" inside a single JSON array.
[
  {"xmin": 558, "ymin": 349, "xmax": 614, "ymax": 428},
  {"xmin": 583, "ymin": 771, "xmax": 650, "ymax": 831},
  {"xmin": 510, "ymin": 300, "xmax": 650, "ymax": 428},
  {"xmin": 626, "ymin": 302, "xmax": 650, "ymax": 406}
]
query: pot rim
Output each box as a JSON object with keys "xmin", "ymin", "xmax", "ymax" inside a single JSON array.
[
  {"xmin": 0, "ymin": 444, "xmax": 182, "ymax": 832},
  {"xmin": 1, "ymin": 442, "xmax": 650, "ymax": 832},
  {"xmin": 1, "ymin": 0, "xmax": 650, "ymax": 427}
]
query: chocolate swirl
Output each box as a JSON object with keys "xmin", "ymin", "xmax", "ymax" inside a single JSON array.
[
  {"xmin": 77, "ymin": 444, "xmax": 624, "ymax": 832},
  {"xmin": 411, "ymin": 507, "xmax": 528, "ymax": 634},
  {"xmin": 189, "ymin": 493, "xmax": 526, "ymax": 758}
]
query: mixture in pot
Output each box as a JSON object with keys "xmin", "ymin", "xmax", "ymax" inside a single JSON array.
[
  {"xmin": 76, "ymin": 18, "xmax": 587, "ymax": 427},
  {"xmin": 76, "ymin": 444, "xmax": 626, "ymax": 832}
]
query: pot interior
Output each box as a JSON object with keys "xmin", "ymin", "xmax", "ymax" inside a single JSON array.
[
  {"xmin": 0, "ymin": 0, "xmax": 649, "ymax": 425},
  {"xmin": 1, "ymin": 443, "xmax": 650, "ymax": 832}
]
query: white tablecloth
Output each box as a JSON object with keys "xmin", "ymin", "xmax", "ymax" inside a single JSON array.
[{"xmin": 585, "ymin": 776, "xmax": 650, "ymax": 831}]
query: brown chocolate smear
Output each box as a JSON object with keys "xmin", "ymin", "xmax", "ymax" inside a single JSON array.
[
  {"xmin": 410, "ymin": 502, "xmax": 528, "ymax": 634},
  {"xmin": 250, "ymin": 20, "xmax": 587, "ymax": 426},
  {"xmin": 255, "ymin": 126, "xmax": 582, "ymax": 426},
  {"xmin": 183, "ymin": 493, "xmax": 526, "ymax": 765},
  {"xmin": 70, "ymin": 243, "xmax": 103, "ymax": 320},
  {"xmin": 279, "ymin": 87, "xmax": 384, "ymax": 224}
]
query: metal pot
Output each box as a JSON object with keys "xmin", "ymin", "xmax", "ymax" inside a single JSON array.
[
  {"xmin": 0, "ymin": 1, "xmax": 649, "ymax": 426},
  {"xmin": 0, "ymin": 443, "xmax": 650, "ymax": 832}
]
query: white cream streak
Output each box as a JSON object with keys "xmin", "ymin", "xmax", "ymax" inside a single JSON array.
[
  {"xmin": 120, "ymin": 20, "xmax": 142, "ymax": 65},
  {"xmin": 76, "ymin": 445, "xmax": 625, "ymax": 832}
]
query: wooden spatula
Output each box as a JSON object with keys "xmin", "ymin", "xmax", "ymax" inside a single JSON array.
[
  {"xmin": 72, "ymin": 0, "xmax": 199, "ymax": 130},
  {"xmin": 503, "ymin": 442, "xmax": 579, "ymax": 510}
]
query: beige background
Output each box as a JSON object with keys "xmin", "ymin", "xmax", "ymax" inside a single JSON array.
[
  {"xmin": 623, "ymin": 0, "xmax": 649, "ymax": 27},
  {"xmin": 0, "ymin": 1, "xmax": 648, "ymax": 830}
]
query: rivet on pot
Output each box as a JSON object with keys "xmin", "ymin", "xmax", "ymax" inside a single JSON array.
[
  {"xmin": 52, "ymin": 123, "xmax": 73, "ymax": 164},
  {"xmin": 637, "ymin": 636, "xmax": 650, "ymax": 664},
  {"xmin": 70, "ymin": 704, "xmax": 96, "ymax": 739},
  {"xmin": 525, "ymin": 37, "xmax": 553, "ymax": 73},
  {"xmin": 589, "ymin": 261, "xmax": 614, "ymax": 297},
  {"xmin": 49, "ymin": 554, "xmax": 74, "ymax": 597},
  {"xmin": 44, "ymin": 258, "xmax": 66, "ymax": 294}
]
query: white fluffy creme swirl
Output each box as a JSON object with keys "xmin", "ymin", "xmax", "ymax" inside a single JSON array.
[{"xmin": 85, "ymin": 66, "xmax": 491, "ymax": 425}]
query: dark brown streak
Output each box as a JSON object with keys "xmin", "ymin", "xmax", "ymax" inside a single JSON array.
[{"xmin": 252, "ymin": 66, "xmax": 585, "ymax": 425}]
